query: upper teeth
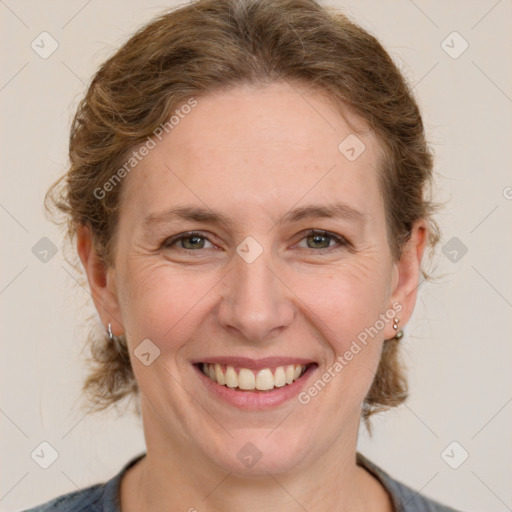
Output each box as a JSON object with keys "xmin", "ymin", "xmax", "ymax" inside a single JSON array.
[{"xmin": 201, "ymin": 363, "xmax": 307, "ymax": 391}]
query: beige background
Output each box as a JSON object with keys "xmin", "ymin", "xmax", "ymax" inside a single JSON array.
[{"xmin": 1, "ymin": 1, "xmax": 511, "ymax": 511}]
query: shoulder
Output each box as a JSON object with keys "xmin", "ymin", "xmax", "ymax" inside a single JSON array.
[
  {"xmin": 23, "ymin": 483, "xmax": 105, "ymax": 512},
  {"xmin": 356, "ymin": 452, "xmax": 462, "ymax": 512},
  {"xmin": 23, "ymin": 453, "xmax": 146, "ymax": 512}
]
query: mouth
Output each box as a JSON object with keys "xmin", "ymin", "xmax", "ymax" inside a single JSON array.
[
  {"xmin": 191, "ymin": 357, "xmax": 318, "ymax": 409},
  {"xmin": 196, "ymin": 362, "xmax": 314, "ymax": 392}
]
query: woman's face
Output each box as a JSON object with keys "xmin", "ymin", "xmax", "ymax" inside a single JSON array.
[{"xmin": 85, "ymin": 81, "xmax": 424, "ymax": 476}]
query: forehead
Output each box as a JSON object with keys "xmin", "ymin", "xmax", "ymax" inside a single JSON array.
[{"xmin": 120, "ymin": 81, "xmax": 385, "ymax": 225}]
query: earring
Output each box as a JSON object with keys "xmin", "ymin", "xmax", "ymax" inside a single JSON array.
[
  {"xmin": 107, "ymin": 322, "xmax": 115, "ymax": 341},
  {"xmin": 392, "ymin": 317, "xmax": 404, "ymax": 340},
  {"xmin": 393, "ymin": 317, "xmax": 404, "ymax": 340},
  {"xmin": 108, "ymin": 322, "xmax": 125, "ymax": 351}
]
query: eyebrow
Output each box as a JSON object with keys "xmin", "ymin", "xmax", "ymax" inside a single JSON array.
[{"xmin": 143, "ymin": 202, "xmax": 365, "ymax": 229}]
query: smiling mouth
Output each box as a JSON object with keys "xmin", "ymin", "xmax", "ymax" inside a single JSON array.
[{"xmin": 196, "ymin": 362, "xmax": 315, "ymax": 392}]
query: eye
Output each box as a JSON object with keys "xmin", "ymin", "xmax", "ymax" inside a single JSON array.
[
  {"xmin": 162, "ymin": 231, "xmax": 215, "ymax": 250},
  {"xmin": 161, "ymin": 229, "xmax": 349, "ymax": 253},
  {"xmin": 296, "ymin": 229, "xmax": 348, "ymax": 251}
]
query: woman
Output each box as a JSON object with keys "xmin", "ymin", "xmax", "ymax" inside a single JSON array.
[{"xmin": 26, "ymin": 0, "xmax": 461, "ymax": 510}]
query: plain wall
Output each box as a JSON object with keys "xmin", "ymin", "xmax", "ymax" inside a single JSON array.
[{"xmin": 1, "ymin": 1, "xmax": 511, "ymax": 511}]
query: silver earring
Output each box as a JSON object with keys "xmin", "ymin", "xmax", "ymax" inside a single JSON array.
[
  {"xmin": 107, "ymin": 322, "xmax": 127, "ymax": 356},
  {"xmin": 108, "ymin": 322, "xmax": 115, "ymax": 341}
]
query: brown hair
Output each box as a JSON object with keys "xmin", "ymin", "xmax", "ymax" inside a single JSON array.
[{"xmin": 47, "ymin": 0, "xmax": 439, "ymax": 429}]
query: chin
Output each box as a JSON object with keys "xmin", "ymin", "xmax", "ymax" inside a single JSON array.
[{"xmin": 200, "ymin": 428, "xmax": 311, "ymax": 477}]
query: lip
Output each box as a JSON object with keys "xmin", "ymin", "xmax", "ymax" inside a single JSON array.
[{"xmin": 192, "ymin": 361, "xmax": 318, "ymax": 410}]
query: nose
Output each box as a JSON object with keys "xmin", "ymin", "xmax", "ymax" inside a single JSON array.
[{"xmin": 217, "ymin": 246, "xmax": 295, "ymax": 343}]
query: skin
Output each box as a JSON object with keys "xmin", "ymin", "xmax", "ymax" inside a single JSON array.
[{"xmin": 78, "ymin": 81, "xmax": 427, "ymax": 511}]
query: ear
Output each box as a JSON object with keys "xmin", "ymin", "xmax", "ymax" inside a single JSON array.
[
  {"xmin": 385, "ymin": 219, "xmax": 428, "ymax": 338},
  {"xmin": 76, "ymin": 225, "xmax": 124, "ymax": 336}
]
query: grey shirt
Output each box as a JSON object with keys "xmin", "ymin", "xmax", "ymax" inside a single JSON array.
[{"xmin": 24, "ymin": 452, "xmax": 461, "ymax": 511}]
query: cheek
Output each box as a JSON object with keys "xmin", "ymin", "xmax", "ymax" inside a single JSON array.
[
  {"xmin": 117, "ymin": 262, "xmax": 221, "ymax": 348},
  {"xmin": 295, "ymin": 261, "xmax": 392, "ymax": 346},
  {"xmin": 294, "ymin": 269, "xmax": 392, "ymax": 412}
]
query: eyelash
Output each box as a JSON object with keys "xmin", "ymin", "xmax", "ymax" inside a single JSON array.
[{"xmin": 161, "ymin": 229, "xmax": 349, "ymax": 253}]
